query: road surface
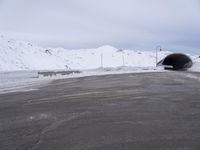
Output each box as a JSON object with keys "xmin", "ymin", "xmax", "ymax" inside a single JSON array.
[{"xmin": 0, "ymin": 72, "xmax": 200, "ymax": 150}]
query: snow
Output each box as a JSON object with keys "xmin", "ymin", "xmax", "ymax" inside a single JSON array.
[
  {"xmin": 0, "ymin": 67, "xmax": 165, "ymax": 94},
  {"xmin": 189, "ymin": 57, "xmax": 200, "ymax": 72},
  {"xmin": 0, "ymin": 35, "xmax": 200, "ymax": 93},
  {"xmin": 1, "ymin": 35, "xmax": 200, "ymax": 72},
  {"xmin": 0, "ymin": 35, "xmax": 172, "ymax": 71},
  {"xmin": 0, "ymin": 71, "xmax": 50, "ymax": 94}
]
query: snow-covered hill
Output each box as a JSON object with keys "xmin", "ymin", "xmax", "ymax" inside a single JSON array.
[{"xmin": 0, "ymin": 35, "xmax": 199, "ymax": 71}]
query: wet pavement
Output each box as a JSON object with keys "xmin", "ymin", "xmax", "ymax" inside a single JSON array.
[{"xmin": 0, "ymin": 72, "xmax": 200, "ymax": 150}]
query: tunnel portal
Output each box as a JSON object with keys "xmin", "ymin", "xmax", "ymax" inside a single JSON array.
[{"xmin": 158, "ymin": 53, "xmax": 193, "ymax": 70}]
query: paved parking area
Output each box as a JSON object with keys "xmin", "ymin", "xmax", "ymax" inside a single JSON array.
[{"xmin": 0, "ymin": 72, "xmax": 200, "ymax": 150}]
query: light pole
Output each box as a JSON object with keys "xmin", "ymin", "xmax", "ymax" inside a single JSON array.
[
  {"xmin": 156, "ymin": 45, "xmax": 162, "ymax": 67},
  {"xmin": 101, "ymin": 53, "xmax": 103, "ymax": 68},
  {"xmin": 122, "ymin": 52, "xmax": 125, "ymax": 66}
]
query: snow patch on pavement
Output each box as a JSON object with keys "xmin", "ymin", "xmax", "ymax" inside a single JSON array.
[{"xmin": 0, "ymin": 67, "xmax": 166, "ymax": 94}]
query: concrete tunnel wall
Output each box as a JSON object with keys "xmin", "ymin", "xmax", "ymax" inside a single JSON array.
[{"xmin": 158, "ymin": 53, "xmax": 193, "ymax": 70}]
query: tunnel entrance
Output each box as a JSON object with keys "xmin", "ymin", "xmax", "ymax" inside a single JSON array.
[{"xmin": 158, "ymin": 53, "xmax": 193, "ymax": 70}]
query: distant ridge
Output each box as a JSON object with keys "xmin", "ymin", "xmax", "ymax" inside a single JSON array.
[{"xmin": 0, "ymin": 36, "xmax": 199, "ymax": 71}]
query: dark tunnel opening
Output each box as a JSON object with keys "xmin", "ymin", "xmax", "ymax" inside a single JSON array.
[{"xmin": 158, "ymin": 53, "xmax": 193, "ymax": 70}]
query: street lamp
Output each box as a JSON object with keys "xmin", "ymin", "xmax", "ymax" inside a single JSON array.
[
  {"xmin": 122, "ymin": 51, "xmax": 125, "ymax": 66},
  {"xmin": 101, "ymin": 53, "xmax": 103, "ymax": 68},
  {"xmin": 156, "ymin": 45, "xmax": 162, "ymax": 67}
]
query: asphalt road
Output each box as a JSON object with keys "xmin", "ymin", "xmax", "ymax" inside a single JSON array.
[{"xmin": 0, "ymin": 72, "xmax": 200, "ymax": 150}]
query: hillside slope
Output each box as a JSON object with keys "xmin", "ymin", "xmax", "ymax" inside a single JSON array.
[{"xmin": 0, "ymin": 36, "xmax": 199, "ymax": 71}]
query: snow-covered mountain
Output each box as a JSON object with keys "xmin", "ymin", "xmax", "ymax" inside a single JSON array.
[{"xmin": 0, "ymin": 35, "xmax": 199, "ymax": 71}]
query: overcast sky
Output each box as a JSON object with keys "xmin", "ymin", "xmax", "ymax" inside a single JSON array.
[{"xmin": 0, "ymin": 0, "xmax": 200, "ymax": 54}]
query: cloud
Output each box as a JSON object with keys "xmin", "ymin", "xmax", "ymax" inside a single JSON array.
[{"xmin": 0, "ymin": 0, "xmax": 200, "ymax": 54}]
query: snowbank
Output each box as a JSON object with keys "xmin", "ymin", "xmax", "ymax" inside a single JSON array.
[
  {"xmin": 0, "ymin": 35, "xmax": 173, "ymax": 71},
  {"xmin": 0, "ymin": 66, "xmax": 166, "ymax": 94}
]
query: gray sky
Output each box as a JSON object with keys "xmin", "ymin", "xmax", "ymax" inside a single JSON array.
[{"xmin": 0, "ymin": 0, "xmax": 200, "ymax": 54}]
